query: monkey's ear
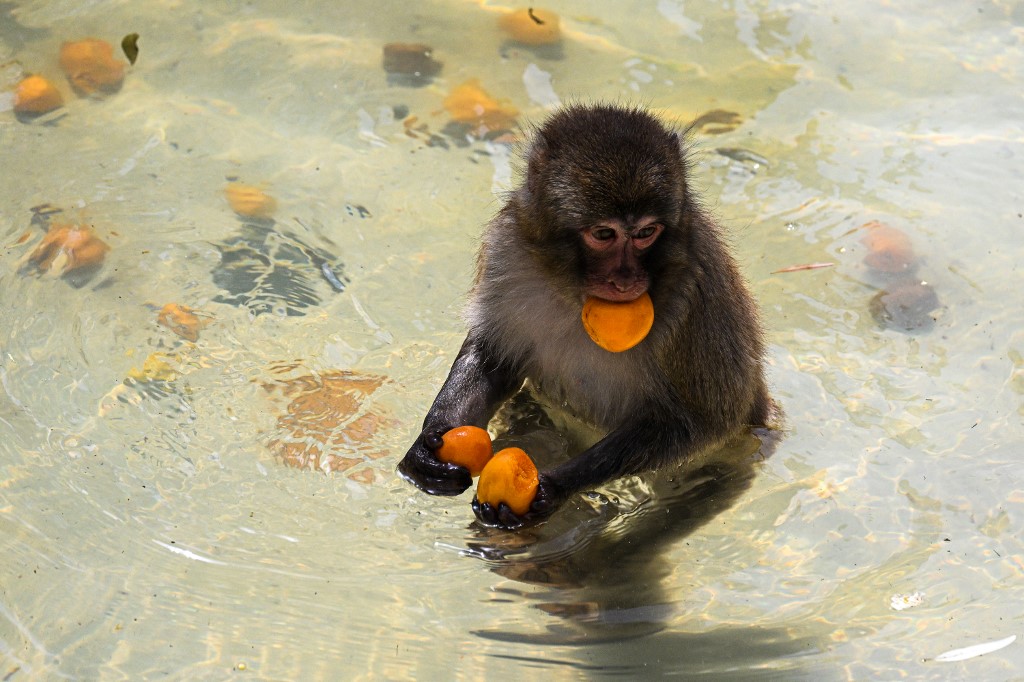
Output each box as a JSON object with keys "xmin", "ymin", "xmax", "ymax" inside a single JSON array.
[
  {"xmin": 670, "ymin": 130, "xmax": 689, "ymax": 165},
  {"xmin": 526, "ymin": 137, "xmax": 550, "ymax": 196}
]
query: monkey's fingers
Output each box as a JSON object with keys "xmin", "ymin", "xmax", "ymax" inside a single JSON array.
[
  {"xmin": 472, "ymin": 498, "xmax": 525, "ymax": 530},
  {"xmin": 423, "ymin": 429, "xmax": 446, "ymax": 450},
  {"xmin": 396, "ymin": 450, "xmax": 472, "ymax": 496},
  {"xmin": 472, "ymin": 475, "xmax": 562, "ymax": 529},
  {"xmin": 528, "ymin": 494, "xmax": 555, "ymax": 516},
  {"xmin": 495, "ymin": 502, "xmax": 528, "ymax": 529},
  {"xmin": 471, "ymin": 497, "xmax": 495, "ymax": 525}
]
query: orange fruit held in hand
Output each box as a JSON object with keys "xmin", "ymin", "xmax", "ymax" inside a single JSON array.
[
  {"xmin": 581, "ymin": 292, "xmax": 655, "ymax": 352},
  {"xmin": 436, "ymin": 426, "xmax": 493, "ymax": 476},
  {"xmin": 476, "ymin": 447, "xmax": 539, "ymax": 516}
]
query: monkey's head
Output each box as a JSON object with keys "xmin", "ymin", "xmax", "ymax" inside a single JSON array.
[{"xmin": 520, "ymin": 104, "xmax": 689, "ymax": 303}]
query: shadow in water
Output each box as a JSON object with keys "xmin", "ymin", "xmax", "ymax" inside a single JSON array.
[
  {"xmin": 460, "ymin": 392, "xmax": 823, "ymax": 673},
  {"xmin": 485, "ymin": 625, "xmax": 826, "ymax": 680}
]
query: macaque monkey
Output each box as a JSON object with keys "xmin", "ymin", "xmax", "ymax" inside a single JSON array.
[{"xmin": 398, "ymin": 104, "xmax": 774, "ymax": 529}]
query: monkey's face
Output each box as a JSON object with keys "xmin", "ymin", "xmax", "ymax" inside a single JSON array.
[
  {"xmin": 524, "ymin": 105, "xmax": 688, "ymax": 303},
  {"xmin": 579, "ymin": 217, "xmax": 663, "ymax": 302}
]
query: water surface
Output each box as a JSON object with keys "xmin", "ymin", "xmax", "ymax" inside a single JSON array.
[{"xmin": 1, "ymin": 0, "xmax": 1022, "ymax": 678}]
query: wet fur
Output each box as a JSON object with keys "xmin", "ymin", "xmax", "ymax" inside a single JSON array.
[
  {"xmin": 399, "ymin": 104, "xmax": 773, "ymax": 522},
  {"xmin": 467, "ymin": 104, "xmax": 770, "ymax": 437}
]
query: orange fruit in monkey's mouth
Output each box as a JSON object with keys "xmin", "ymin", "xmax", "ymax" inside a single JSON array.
[
  {"xmin": 436, "ymin": 425, "xmax": 493, "ymax": 476},
  {"xmin": 581, "ymin": 292, "xmax": 655, "ymax": 352},
  {"xmin": 476, "ymin": 447, "xmax": 539, "ymax": 516}
]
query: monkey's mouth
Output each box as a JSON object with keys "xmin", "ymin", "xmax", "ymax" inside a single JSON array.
[{"xmin": 586, "ymin": 281, "xmax": 648, "ymax": 303}]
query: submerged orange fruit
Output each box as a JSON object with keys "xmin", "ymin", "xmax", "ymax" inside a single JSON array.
[
  {"xmin": 476, "ymin": 447, "xmax": 538, "ymax": 516},
  {"xmin": 860, "ymin": 221, "xmax": 916, "ymax": 273},
  {"xmin": 59, "ymin": 38, "xmax": 125, "ymax": 95},
  {"xmin": 581, "ymin": 292, "xmax": 654, "ymax": 352},
  {"xmin": 225, "ymin": 183, "xmax": 277, "ymax": 218},
  {"xmin": 28, "ymin": 223, "xmax": 109, "ymax": 275},
  {"xmin": 13, "ymin": 75, "xmax": 64, "ymax": 115},
  {"xmin": 498, "ymin": 8, "xmax": 561, "ymax": 45},
  {"xmin": 436, "ymin": 425, "xmax": 493, "ymax": 476},
  {"xmin": 157, "ymin": 303, "xmax": 210, "ymax": 342},
  {"xmin": 443, "ymin": 79, "xmax": 518, "ymax": 132}
]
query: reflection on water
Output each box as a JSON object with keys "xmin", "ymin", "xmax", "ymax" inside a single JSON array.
[
  {"xmin": 458, "ymin": 402, "xmax": 826, "ymax": 676},
  {"xmin": 212, "ymin": 214, "xmax": 347, "ymax": 317},
  {"xmin": 1, "ymin": 0, "xmax": 1023, "ymax": 678},
  {"xmin": 467, "ymin": 412, "xmax": 769, "ymax": 644}
]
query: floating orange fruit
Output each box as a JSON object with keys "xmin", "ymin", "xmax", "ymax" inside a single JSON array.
[
  {"xmin": 13, "ymin": 75, "xmax": 64, "ymax": 115},
  {"xmin": 59, "ymin": 38, "xmax": 125, "ymax": 95},
  {"xmin": 443, "ymin": 79, "xmax": 518, "ymax": 132},
  {"xmin": 436, "ymin": 425, "xmax": 493, "ymax": 476},
  {"xmin": 476, "ymin": 447, "xmax": 538, "ymax": 516},
  {"xmin": 498, "ymin": 8, "xmax": 561, "ymax": 45},
  {"xmin": 225, "ymin": 183, "xmax": 277, "ymax": 218},
  {"xmin": 157, "ymin": 303, "xmax": 210, "ymax": 342},
  {"xmin": 27, "ymin": 223, "xmax": 109, "ymax": 275},
  {"xmin": 581, "ymin": 292, "xmax": 654, "ymax": 352}
]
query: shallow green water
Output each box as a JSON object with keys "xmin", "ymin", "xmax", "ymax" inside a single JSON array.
[{"xmin": 1, "ymin": 0, "xmax": 1022, "ymax": 678}]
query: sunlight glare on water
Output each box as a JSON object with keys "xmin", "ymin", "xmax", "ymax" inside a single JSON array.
[{"xmin": 0, "ymin": 0, "xmax": 1022, "ymax": 678}]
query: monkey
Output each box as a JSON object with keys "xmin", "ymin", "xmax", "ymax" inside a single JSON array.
[{"xmin": 397, "ymin": 103, "xmax": 774, "ymax": 529}]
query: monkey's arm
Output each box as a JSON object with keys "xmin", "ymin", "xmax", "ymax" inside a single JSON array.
[
  {"xmin": 397, "ymin": 336, "xmax": 521, "ymax": 496},
  {"xmin": 547, "ymin": 412, "xmax": 706, "ymax": 489},
  {"xmin": 474, "ymin": 407, "xmax": 718, "ymax": 528}
]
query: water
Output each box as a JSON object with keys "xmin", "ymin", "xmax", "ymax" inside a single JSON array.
[{"xmin": 1, "ymin": 0, "xmax": 1022, "ymax": 678}]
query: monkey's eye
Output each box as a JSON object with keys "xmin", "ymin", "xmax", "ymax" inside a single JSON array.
[
  {"xmin": 582, "ymin": 225, "xmax": 625, "ymax": 250},
  {"xmin": 632, "ymin": 223, "xmax": 664, "ymax": 247}
]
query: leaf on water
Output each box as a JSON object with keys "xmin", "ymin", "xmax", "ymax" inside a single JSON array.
[
  {"xmin": 121, "ymin": 33, "xmax": 140, "ymax": 65},
  {"xmin": 771, "ymin": 262, "xmax": 835, "ymax": 274},
  {"xmin": 935, "ymin": 634, "xmax": 1016, "ymax": 662}
]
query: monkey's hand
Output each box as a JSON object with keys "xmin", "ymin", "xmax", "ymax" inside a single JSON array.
[
  {"xmin": 397, "ymin": 428, "xmax": 473, "ymax": 496},
  {"xmin": 471, "ymin": 474, "xmax": 561, "ymax": 530}
]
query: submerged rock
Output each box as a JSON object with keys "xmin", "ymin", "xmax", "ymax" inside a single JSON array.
[
  {"xmin": 869, "ymin": 281, "xmax": 940, "ymax": 333},
  {"xmin": 212, "ymin": 219, "xmax": 347, "ymax": 317},
  {"xmin": 382, "ymin": 43, "xmax": 442, "ymax": 87}
]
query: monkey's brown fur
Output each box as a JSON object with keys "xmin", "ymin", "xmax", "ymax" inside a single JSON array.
[{"xmin": 399, "ymin": 104, "xmax": 773, "ymax": 528}]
